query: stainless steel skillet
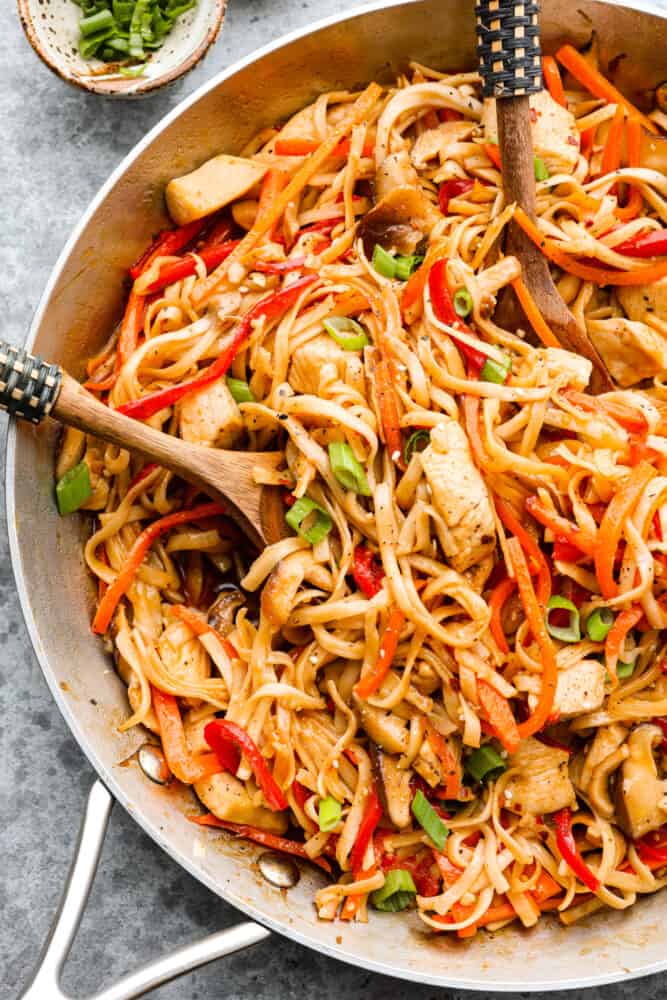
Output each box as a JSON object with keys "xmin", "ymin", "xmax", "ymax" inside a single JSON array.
[{"xmin": 8, "ymin": 0, "xmax": 667, "ymax": 995}]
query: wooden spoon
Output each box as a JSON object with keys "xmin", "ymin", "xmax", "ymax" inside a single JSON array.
[
  {"xmin": 475, "ymin": 0, "xmax": 615, "ymax": 394},
  {"xmin": 0, "ymin": 343, "xmax": 285, "ymax": 547}
]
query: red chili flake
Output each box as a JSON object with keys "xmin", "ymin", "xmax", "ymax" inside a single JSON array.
[
  {"xmin": 530, "ymin": 108, "xmax": 538, "ymax": 123},
  {"xmin": 283, "ymin": 491, "xmax": 297, "ymax": 507}
]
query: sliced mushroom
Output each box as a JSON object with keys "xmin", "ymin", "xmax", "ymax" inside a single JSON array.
[
  {"xmin": 357, "ymin": 150, "xmax": 432, "ymax": 257},
  {"xmin": 208, "ymin": 586, "xmax": 246, "ymax": 635},
  {"xmin": 353, "ymin": 697, "xmax": 409, "ymax": 755},
  {"xmin": 371, "ymin": 746, "xmax": 412, "ymax": 828},
  {"xmin": 615, "ymin": 724, "xmax": 667, "ymax": 839}
]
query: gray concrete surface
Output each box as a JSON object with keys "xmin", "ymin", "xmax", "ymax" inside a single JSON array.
[{"xmin": 2, "ymin": 1, "xmax": 667, "ymax": 998}]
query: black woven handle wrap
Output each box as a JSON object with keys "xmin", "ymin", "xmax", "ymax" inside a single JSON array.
[
  {"xmin": 475, "ymin": 0, "xmax": 542, "ymax": 98},
  {"xmin": 0, "ymin": 343, "xmax": 62, "ymax": 424}
]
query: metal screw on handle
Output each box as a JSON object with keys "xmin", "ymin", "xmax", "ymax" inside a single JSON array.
[
  {"xmin": 0, "ymin": 340, "xmax": 62, "ymax": 424},
  {"xmin": 18, "ymin": 780, "xmax": 270, "ymax": 1000},
  {"xmin": 475, "ymin": 0, "xmax": 542, "ymax": 98}
]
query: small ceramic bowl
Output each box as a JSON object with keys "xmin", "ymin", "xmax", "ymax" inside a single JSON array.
[{"xmin": 17, "ymin": 0, "xmax": 226, "ymax": 97}]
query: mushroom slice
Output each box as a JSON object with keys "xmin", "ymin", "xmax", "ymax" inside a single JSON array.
[
  {"xmin": 615, "ymin": 723, "xmax": 667, "ymax": 839},
  {"xmin": 372, "ymin": 746, "xmax": 412, "ymax": 828}
]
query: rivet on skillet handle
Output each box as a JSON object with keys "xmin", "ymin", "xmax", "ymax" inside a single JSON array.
[
  {"xmin": 475, "ymin": 0, "xmax": 542, "ymax": 98},
  {"xmin": 0, "ymin": 341, "xmax": 62, "ymax": 423},
  {"xmin": 18, "ymin": 780, "xmax": 270, "ymax": 1000}
]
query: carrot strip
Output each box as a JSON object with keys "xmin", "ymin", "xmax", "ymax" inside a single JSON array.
[
  {"xmin": 171, "ymin": 604, "xmax": 238, "ymax": 661},
  {"xmin": 401, "ymin": 263, "xmax": 429, "ymax": 317},
  {"xmin": 255, "ymin": 168, "xmax": 289, "ymax": 241},
  {"xmin": 193, "ymin": 82, "xmax": 383, "ymax": 307},
  {"xmin": 496, "ymin": 497, "xmax": 552, "ymax": 607},
  {"xmin": 605, "ymin": 606, "xmax": 643, "ymax": 685},
  {"xmin": 426, "ymin": 725, "xmax": 460, "ymax": 798},
  {"xmin": 374, "ymin": 358, "xmax": 405, "ymax": 470},
  {"xmin": 595, "ymin": 462, "xmax": 656, "ymax": 599},
  {"xmin": 152, "ymin": 687, "xmax": 222, "ymax": 784},
  {"xmin": 532, "ymin": 869, "xmax": 562, "ymax": 903},
  {"xmin": 477, "ymin": 679, "xmax": 521, "ymax": 754},
  {"xmin": 507, "ymin": 537, "xmax": 559, "ymax": 739},
  {"xmin": 484, "ymin": 143, "xmax": 502, "ymax": 170},
  {"xmin": 600, "ymin": 102, "xmax": 625, "ymax": 176},
  {"xmin": 525, "ymin": 494, "xmax": 597, "ymax": 556},
  {"xmin": 489, "ymin": 577, "xmax": 515, "ymax": 655},
  {"xmin": 563, "ymin": 390, "xmax": 648, "ymax": 435},
  {"xmin": 615, "ymin": 118, "xmax": 644, "ymax": 221},
  {"xmin": 542, "ymin": 56, "xmax": 567, "ymax": 107},
  {"xmin": 514, "ymin": 206, "xmax": 667, "ymax": 286},
  {"xmin": 274, "ymin": 137, "xmax": 375, "ymax": 158},
  {"xmin": 555, "ymin": 44, "xmax": 657, "ymax": 133},
  {"xmin": 463, "ymin": 395, "xmax": 486, "ymax": 468},
  {"xmin": 92, "ymin": 502, "xmax": 226, "ymax": 634},
  {"xmin": 354, "ymin": 608, "xmax": 406, "ymax": 699},
  {"xmin": 511, "ymin": 277, "xmax": 561, "ymax": 348}
]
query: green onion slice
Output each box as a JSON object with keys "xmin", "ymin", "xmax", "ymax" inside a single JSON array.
[
  {"xmin": 56, "ymin": 461, "xmax": 92, "ymax": 516},
  {"xmin": 119, "ymin": 63, "xmax": 146, "ymax": 77},
  {"xmin": 411, "ymin": 789, "xmax": 449, "ymax": 850},
  {"xmin": 328, "ymin": 442, "xmax": 371, "ymax": 496},
  {"xmin": 403, "ymin": 429, "xmax": 430, "ymax": 465},
  {"xmin": 616, "ymin": 660, "xmax": 636, "ymax": 679},
  {"xmin": 372, "ymin": 244, "xmax": 397, "ymax": 279},
  {"xmin": 454, "ymin": 287, "xmax": 473, "ymax": 318},
  {"xmin": 586, "ymin": 607, "xmax": 614, "ymax": 642},
  {"xmin": 370, "ymin": 869, "xmax": 417, "ymax": 911},
  {"xmin": 285, "ymin": 496, "xmax": 333, "ymax": 545},
  {"xmin": 534, "ymin": 156, "xmax": 550, "ymax": 181},
  {"xmin": 322, "ymin": 316, "xmax": 369, "ymax": 351},
  {"xmin": 226, "ymin": 377, "xmax": 255, "ymax": 403},
  {"xmin": 318, "ymin": 795, "xmax": 342, "ymax": 832},
  {"xmin": 546, "ymin": 595, "xmax": 581, "ymax": 643},
  {"xmin": 394, "ymin": 255, "xmax": 424, "ymax": 281},
  {"xmin": 465, "ymin": 745, "xmax": 506, "ymax": 783},
  {"xmin": 80, "ymin": 9, "xmax": 116, "ymax": 35},
  {"xmin": 480, "ymin": 355, "xmax": 512, "ymax": 384}
]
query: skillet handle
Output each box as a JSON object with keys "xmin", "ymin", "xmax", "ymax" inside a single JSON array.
[{"xmin": 18, "ymin": 780, "xmax": 271, "ymax": 1000}]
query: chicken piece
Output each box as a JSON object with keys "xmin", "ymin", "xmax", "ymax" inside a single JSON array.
[
  {"xmin": 420, "ymin": 418, "xmax": 496, "ymax": 572},
  {"xmin": 481, "ymin": 89, "xmax": 580, "ymax": 175},
  {"xmin": 617, "ymin": 277, "xmax": 667, "ymax": 323},
  {"xmin": 586, "ymin": 317, "xmax": 667, "ymax": 387},
  {"xmin": 179, "ymin": 379, "xmax": 243, "ymax": 449},
  {"xmin": 195, "ymin": 772, "xmax": 288, "ymax": 833},
  {"xmin": 554, "ymin": 660, "xmax": 606, "ymax": 720},
  {"xmin": 166, "ymin": 154, "xmax": 267, "ymax": 225},
  {"xmin": 288, "ymin": 334, "xmax": 349, "ymax": 394},
  {"xmin": 615, "ymin": 724, "xmax": 667, "ymax": 838},
  {"xmin": 542, "ymin": 347, "xmax": 592, "ymax": 391},
  {"xmin": 411, "ymin": 121, "xmax": 475, "ymax": 169},
  {"xmin": 158, "ymin": 621, "xmax": 211, "ymax": 689},
  {"xmin": 504, "ymin": 738, "xmax": 576, "ymax": 816}
]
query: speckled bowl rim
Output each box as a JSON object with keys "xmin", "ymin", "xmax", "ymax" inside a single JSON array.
[{"xmin": 16, "ymin": 0, "xmax": 227, "ymax": 97}]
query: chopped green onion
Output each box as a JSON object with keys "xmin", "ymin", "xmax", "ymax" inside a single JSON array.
[
  {"xmin": 616, "ymin": 660, "xmax": 636, "ymax": 679},
  {"xmin": 394, "ymin": 255, "xmax": 424, "ymax": 281},
  {"xmin": 480, "ymin": 355, "xmax": 512, "ymax": 384},
  {"xmin": 328, "ymin": 442, "xmax": 371, "ymax": 496},
  {"xmin": 322, "ymin": 316, "xmax": 369, "ymax": 351},
  {"xmin": 285, "ymin": 496, "xmax": 333, "ymax": 545},
  {"xmin": 128, "ymin": 0, "xmax": 149, "ymax": 58},
  {"xmin": 586, "ymin": 607, "xmax": 614, "ymax": 642},
  {"xmin": 79, "ymin": 29, "xmax": 115, "ymax": 59},
  {"xmin": 411, "ymin": 789, "xmax": 449, "ymax": 850},
  {"xmin": 318, "ymin": 796, "xmax": 342, "ymax": 832},
  {"xmin": 370, "ymin": 869, "xmax": 417, "ymax": 911},
  {"xmin": 453, "ymin": 287, "xmax": 473, "ymax": 318},
  {"xmin": 226, "ymin": 377, "xmax": 255, "ymax": 403},
  {"xmin": 79, "ymin": 8, "xmax": 115, "ymax": 35},
  {"xmin": 534, "ymin": 156, "xmax": 550, "ymax": 181},
  {"xmin": 56, "ymin": 462, "xmax": 92, "ymax": 516},
  {"xmin": 465, "ymin": 745, "xmax": 506, "ymax": 783},
  {"xmin": 372, "ymin": 244, "xmax": 397, "ymax": 279},
  {"xmin": 546, "ymin": 595, "xmax": 581, "ymax": 643},
  {"xmin": 119, "ymin": 62, "xmax": 146, "ymax": 77},
  {"xmin": 403, "ymin": 429, "xmax": 430, "ymax": 465}
]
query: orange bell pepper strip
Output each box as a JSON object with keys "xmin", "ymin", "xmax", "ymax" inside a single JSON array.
[
  {"xmin": 477, "ymin": 679, "xmax": 521, "ymax": 754},
  {"xmin": 511, "ymin": 277, "xmax": 561, "ymax": 348},
  {"xmin": 191, "ymin": 813, "xmax": 332, "ymax": 872},
  {"xmin": 151, "ymin": 686, "xmax": 222, "ymax": 784},
  {"xmin": 513, "ymin": 206, "xmax": 667, "ymax": 286},
  {"xmin": 542, "ymin": 56, "xmax": 567, "ymax": 107},
  {"xmin": 488, "ymin": 576, "xmax": 516, "ymax": 655},
  {"xmin": 615, "ymin": 118, "xmax": 644, "ymax": 221},
  {"xmin": 525, "ymin": 494, "xmax": 597, "ymax": 557},
  {"xmin": 374, "ymin": 359, "xmax": 405, "ymax": 471},
  {"xmin": 484, "ymin": 143, "xmax": 502, "ymax": 169},
  {"xmin": 600, "ymin": 102, "xmax": 626, "ymax": 176},
  {"xmin": 555, "ymin": 45, "xmax": 657, "ymax": 134},
  {"xmin": 605, "ymin": 605, "xmax": 643, "ymax": 685},
  {"xmin": 354, "ymin": 608, "xmax": 406, "ymax": 699},
  {"xmin": 401, "ymin": 262, "xmax": 429, "ymax": 317},
  {"xmin": 92, "ymin": 502, "xmax": 226, "ymax": 634},
  {"xmin": 507, "ymin": 537, "xmax": 559, "ymax": 739},
  {"xmin": 496, "ymin": 496, "xmax": 552, "ymax": 607},
  {"xmin": 595, "ymin": 461, "xmax": 656, "ymax": 599}
]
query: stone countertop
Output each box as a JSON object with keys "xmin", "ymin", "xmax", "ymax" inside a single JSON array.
[{"xmin": 1, "ymin": 2, "xmax": 666, "ymax": 998}]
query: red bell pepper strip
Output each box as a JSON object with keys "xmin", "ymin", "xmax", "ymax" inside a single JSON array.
[
  {"xmin": 438, "ymin": 178, "xmax": 474, "ymax": 214},
  {"xmin": 635, "ymin": 826, "xmax": 667, "ymax": 865},
  {"xmin": 615, "ymin": 229, "xmax": 667, "ymax": 258},
  {"xmin": 525, "ymin": 495, "xmax": 597, "ymax": 556},
  {"xmin": 117, "ymin": 274, "xmax": 318, "ymax": 421},
  {"xmin": 92, "ymin": 502, "xmax": 226, "ymax": 634},
  {"xmin": 352, "ymin": 545, "xmax": 385, "ymax": 598},
  {"xmin": 553, "ymin": 808, "xmax": 600, "ymax": 893},
  {"xmin": 151, "ymin": 686, "xmax": 222, "ymax": 784},
  {"xmin": 117, "ymin": 291, "xmax": 146, "ymax": 367},
  {"xmin": 204, "ymin": 719, "xmax": 288, "ymax": 812},
  {"xmin": 354, "ymin": 608, "xmax": 406, "ymax": 700},
  {"xmin": 129, "ymin": 219, "xmax": 208, "ymax": 280},
  {"xmin": 254, "ymin": 257, "xmax": 306, "ymax": 274},
  {"xmin": 428, "ymin": 259, "xmax": 487, "ymax": 371},
  {"xmin": 141, "ymin": 241, "xmax": 241, "ymax": 295},
  {"xmin": 553, "ymin": 536, "xmax": 586, "ymax": 563},
  {"xmin": 127, "ymin": 462, "xmax": 159, "ymax": 491},
  {"xmin": 191, "ymin": 813, "xmax": 332, "ymax": 872},
  {"xmin": 349, "ymin": 790, "xmax": 383, "ymax": 873}
]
